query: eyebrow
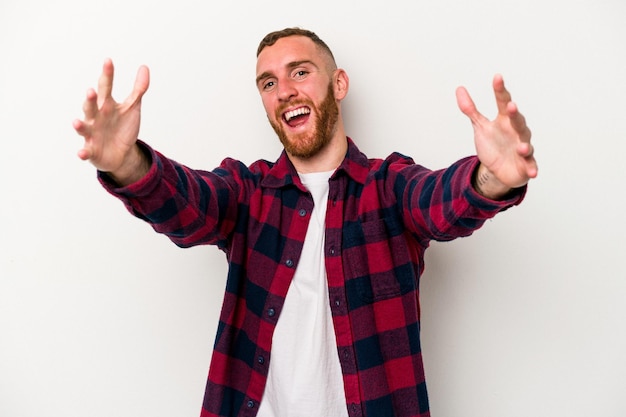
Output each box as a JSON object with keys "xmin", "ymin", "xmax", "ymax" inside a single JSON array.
[{"xmin": 256, "ymin": 60, "xmax": 319, "ymax": 86}]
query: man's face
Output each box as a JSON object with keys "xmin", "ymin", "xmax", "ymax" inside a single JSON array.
[{"xmin": 256, "ymin": 36, "xmax": 339, "ymax": 159}]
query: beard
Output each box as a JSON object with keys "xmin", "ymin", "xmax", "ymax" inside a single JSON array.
[{"xmin": 269, "ymin": 83, "xmax": 339, "ymax": 159}]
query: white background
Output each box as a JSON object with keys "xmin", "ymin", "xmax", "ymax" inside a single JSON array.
[{"xmin": 1, "ymin": 0, "xmax": 625, "ymax": 416}]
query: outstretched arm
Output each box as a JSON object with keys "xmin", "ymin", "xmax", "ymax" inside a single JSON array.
[
  {"xmin": 456, "ymin": 74, "xmax": 538, "ymax": 199},
  {"xmin": 73, "ymin": 59, "xmax": 151, "ymax": 186}
]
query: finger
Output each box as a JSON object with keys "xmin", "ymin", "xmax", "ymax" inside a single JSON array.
[
  {"xmin": 506, "ymin": 101, "xmax": 531, "ymax": 139},
  {"xmin": 77, "ymin": 147, "xmax": 92, "ymax": 161},
  {"xmin": 126, "ymin": 65, "xmax": 150, "ymax": 105},
  {"xmin": 82, "ymin": 88, "xmax": 98, "ymax": 119},
  {"xmin": 524, "ymin": 158, "xmax": 539, "ymax": 179},
  {"xmin": 492, "ymin": 74, "xmax": 513, "ymax": 116},
  {"xmin": 73, "ymin": 119, "xmax": 93, "ymax": 160},
  {"xmin": 455, "ymin": 86, "xmax": 487, "ymax": 126},
  {"xmin": 517, "ymin": 142, "xmax": 534, "ymax": 158},
  {"xmin": 72, "ymin": 118, "xmax": 89, "ymax": 136},
  {"xmin": 517, "ymin": 143, "xmax": 539, "ymax": 178},
  {"xmin": 97, "ymin": 58, "xmax": 115, "ymax": 103}
]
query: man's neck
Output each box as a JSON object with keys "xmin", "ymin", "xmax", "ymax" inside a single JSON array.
[{"xmin": 288, "ymin": 135, "xmax": 348, "ymax": 174}]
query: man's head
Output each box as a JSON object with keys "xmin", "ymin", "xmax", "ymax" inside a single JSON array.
[
  {"xmin": 255, "ymin": 28, "xmax": 349, "ymax": 168},
  {"xmin": 257, "ymin": 28, "xmax": 337, "ymax": 71}
]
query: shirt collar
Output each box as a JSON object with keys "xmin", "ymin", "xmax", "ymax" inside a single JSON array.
[{"xmin": 260, "ymin": 137, "xmax": 370, "ymax": 189}]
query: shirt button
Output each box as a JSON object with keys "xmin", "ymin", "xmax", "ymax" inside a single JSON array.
[
  {"xmin": 267, "ymin": 308, "xmax": 276, "ymax": 317},
  {"xmin": 298, "ymin": 208, "xmax": 307, "ymax": 217},
  {"xmin": 329, "ymin": 247, "xmax": 336, "ymax": 255},
  {"xmin": 285, "ymin": 259, "xmax": 294, "ymax": 268},
  {"xmin": 334, "ymin": 299, "xmax": 341, "ymax": 307},
  {"xmin": 257, "ymin": 356, "xmax": 265, "ymax": 365},
  {"xmin": 247, "ymin": 400, "xmax": 255, "ymax": 408}
]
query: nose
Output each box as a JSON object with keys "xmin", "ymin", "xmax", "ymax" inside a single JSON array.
[{"xmin": 277, "ymin": 79, "xmax": 297, "ymax": 102}]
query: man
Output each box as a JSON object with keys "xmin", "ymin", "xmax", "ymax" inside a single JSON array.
[{"xmin": 73, "ymin": 28, "xmax": 537, "ymax": 417}]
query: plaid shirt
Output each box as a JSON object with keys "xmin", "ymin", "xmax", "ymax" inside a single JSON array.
[{"xmin": 101, "ymin": 138, "xmax": 524, "ymax": 417}]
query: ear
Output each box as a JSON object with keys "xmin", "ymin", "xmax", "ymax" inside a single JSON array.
[{"xmin": 333, "ymin": 69, "xmax": 349, "ymax": 101}]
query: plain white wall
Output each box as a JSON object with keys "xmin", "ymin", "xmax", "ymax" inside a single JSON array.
[{"xmin": 1, "ymin": 0, "xmax": 624, "ymax": 416}]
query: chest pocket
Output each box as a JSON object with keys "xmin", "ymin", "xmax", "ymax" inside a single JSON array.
[{"xmin": 343, "ymin": 216, "xmax": 418, "ymax": 304}]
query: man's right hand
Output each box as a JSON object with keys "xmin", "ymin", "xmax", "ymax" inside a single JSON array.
[{"xmin": 73, "ymin": 58, "xmax": 151, "ymax": 186}]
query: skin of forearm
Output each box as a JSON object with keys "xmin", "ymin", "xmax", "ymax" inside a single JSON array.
[
  {"xmin": 472, "ymin": 163, "xmax": 512, "ymax": 201},
  {"xmin": 107, "ymin": 143, "xmax": 151, "ymax": 187}
]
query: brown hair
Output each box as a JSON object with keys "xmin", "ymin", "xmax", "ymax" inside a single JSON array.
[{"xmin": 256, "ymin": 27, "xmax": 336, "ymax": 66}]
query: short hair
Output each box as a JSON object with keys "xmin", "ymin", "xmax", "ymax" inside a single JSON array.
[{"xmin": 256, "ymin": 27, "xmax": 336, "ymax": 66}]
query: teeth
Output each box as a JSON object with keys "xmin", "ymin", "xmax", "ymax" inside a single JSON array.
[{"xmin": 285, "ymin": 107, "xmax": 310, "ymax": 121}]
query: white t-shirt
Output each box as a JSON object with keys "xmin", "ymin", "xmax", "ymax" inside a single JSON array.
[{"xmin": 257, "ymin": 170, "xmax": 348, "ymax": 417}]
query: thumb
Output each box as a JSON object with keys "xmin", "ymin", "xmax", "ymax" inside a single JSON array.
[
  {"xmin": 129, "ymin": 65, "xmax": 150, "ymax": 104},
  {"xmin": 455, "ymin": 86, "xmax": 484, "ymax": 125}
]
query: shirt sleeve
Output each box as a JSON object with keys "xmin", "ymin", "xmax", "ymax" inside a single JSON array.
[
  {"xmin": 98, "ymin": 140, "xmax": 242, "ymax": 250},
  {"xmin": 396, "ymin": 155, "xmax": 526, "ymax": 244}
]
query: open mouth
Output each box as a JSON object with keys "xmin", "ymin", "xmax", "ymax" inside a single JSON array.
[{"xmin": 283, "ymin": 106, "xmax": 311, "ymax": 128}]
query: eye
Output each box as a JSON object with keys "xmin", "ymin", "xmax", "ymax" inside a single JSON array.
[
  {"xmin": 294, "ymin": 70, "xmax": 308, "ymax": 79},
  {"xmin": 262, "ymin": 80, "xmax": 276, "ymax": 91}
]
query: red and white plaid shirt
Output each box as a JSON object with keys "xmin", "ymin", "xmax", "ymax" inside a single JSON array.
[{"xmin": 100, "ymin": 137, "xmax": 525, "ymax": 417}]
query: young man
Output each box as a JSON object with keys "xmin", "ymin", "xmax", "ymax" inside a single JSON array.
[{"xmin": 73, "ymin": 28, "xmax": 537, "ymax": 417}]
